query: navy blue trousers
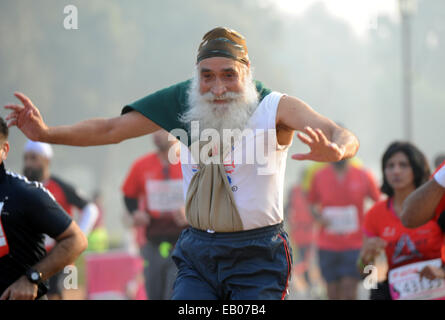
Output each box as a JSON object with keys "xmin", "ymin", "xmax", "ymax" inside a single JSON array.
[{"xmin": 171, "ymin": 223, "xmax": 293, "ymax": 300}]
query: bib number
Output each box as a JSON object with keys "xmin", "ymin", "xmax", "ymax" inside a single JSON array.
[
  {"xmin": 322, "ymin": 205, "xmax": 359, "ymax": 234},
  {"xmin": 389, "ymin": 258, "xmax": 445, "ymax": 300},
  {"xmin": 146, "ymin": 179, "xmax": 184, "ymax": 213}
]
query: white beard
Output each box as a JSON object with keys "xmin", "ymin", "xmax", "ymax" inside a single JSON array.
[{"xmin": 181, "ymin": 68, "xmax": 259, "ymax": 138}]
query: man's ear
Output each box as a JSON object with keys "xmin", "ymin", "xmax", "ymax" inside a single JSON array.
[{"xmin": 1, "ymin": 141, "xmax": 9, "ymax": 161}]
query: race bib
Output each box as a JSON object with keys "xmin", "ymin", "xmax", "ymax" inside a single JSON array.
[
  {"xmin": 0, "ymin": 202, "xmax": 10, "ymax": 258},
  {"xmin": 322, "ymin": 205, "xmax": 359, "ymax": 234},
  {"xmin": 389, "ymin": 258, "xmax": 445, "ymax": 300},
  {"xmin": 146, "ymin": 179, "xmax": 184, "ymax": 212}
]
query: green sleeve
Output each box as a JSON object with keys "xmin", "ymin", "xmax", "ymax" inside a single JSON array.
[{"xmin": 121, "ymin": 80, "xmax": 191, "ymax": 134}]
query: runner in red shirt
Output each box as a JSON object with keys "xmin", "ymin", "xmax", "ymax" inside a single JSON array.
[
  {"xmin": 308, "ymin": 158, "xmax": 380, "ymax": 299},
  {"xmin": 122, "ymin": 130, "xmax": 188, "ymax": 300},
  {"xmin": 286, "ymin": 181, "xmax": 316, "ymax": 294},
  {"xmin": 360, "ymin": 142, "xmax": 445, "ymax": 300},
  {"xmin": 400, "ymin": 160, "xmax": 445, "ymax": 282}
]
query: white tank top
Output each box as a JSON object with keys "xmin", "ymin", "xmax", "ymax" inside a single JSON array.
[{"xmin": 180, "ymin": 92, "xmax": 290, "ymax": 230}]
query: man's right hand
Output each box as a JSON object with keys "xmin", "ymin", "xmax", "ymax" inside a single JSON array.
[
  {"xmin": 133, "ymin": 210, "xmax": 151, "ymax": 227},
  {"xmin": 4, "ymin": 92, "xmax": 48, "ymax": 141},
  {"xmin": 0, "ymin": 276, "xmax": 38, "ymax": 300},
  {"xmin": 5, "ymin": 91, "xmax": 161, "ymax": 147}
]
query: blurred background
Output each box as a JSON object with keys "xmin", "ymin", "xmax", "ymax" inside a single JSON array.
[{"xmin": 0, "ymin": 0, "xmax": 444, "ymax": 298}]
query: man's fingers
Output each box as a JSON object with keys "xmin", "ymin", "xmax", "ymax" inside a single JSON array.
[
  {"xmin": 291, "ymin": 153, "xmax": 310, "ymax": 161},
  {"xmin": 0, "ymin": 287, "xmax": 11, "ymax": 300},
  {"xmin": 315, "ymin": 128, "xmax": 329, "ymax": 144},
  {"xmin": 4, "ymin": 104, "xmax": 24, "ymax": 112},
  {"xmin": 303, "ymin": 126, "xmax": 319, "ymax": 143},
  {"xmin": 5, "ymin": 112, "xmax": 17, "ymax": 121},
  {"xmin": 7, "ymin": 119, "xmax": 18, "ymax": 128},
  {"xmin": 296, "ymin": 132, "xmax": 313, "ymax": 145},
  {"xmin": 14, "ymin": 92, "xmax": 33, "ymax": 107}
]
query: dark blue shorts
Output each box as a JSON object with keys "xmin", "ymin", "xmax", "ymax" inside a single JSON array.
[
  {"xmin": 318, "ymin": 249, "xmax": 361, "ymax": 283},
  {"xmin": 171, "ymin": 223, "xmax": 293, "ymax": 300}
]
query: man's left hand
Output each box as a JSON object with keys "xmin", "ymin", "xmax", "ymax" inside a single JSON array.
[{"xmin": 292, "ymin": 126, "xmax": 345, "ymax": 162}]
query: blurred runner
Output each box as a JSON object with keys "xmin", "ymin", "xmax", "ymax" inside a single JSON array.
[
  {"xmin": 308, "ymin": 157, "xmax": 380, "ymax": 299},
  {"xmin": 0, "ymin": 117, "xmax": 87, "ymax": 300},
  {"xmin": 360, "ymin": 142, "xmax": 445, "ymax": 300},
  {"xmin": 122, "ymin": 130, "xmax": 188, "ymax": 300},
  {"xmin": 86, "ymin": 190, "xmax": 109, "ymax": 253},
  {"xmin": 285, "ymin": 172, "xmax": 316, "ymax": 297},
  {"xmin": 22, "ymin": 140, "xmax": 99, "ymax": 299},
  {"xmin": 300, "ymin": 158, "xmax": 363, "ymax": 194}
]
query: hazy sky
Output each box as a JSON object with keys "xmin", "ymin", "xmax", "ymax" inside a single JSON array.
[{"xmin": 264, "ymin": 0, "xmax": 399, "ymax": 37}]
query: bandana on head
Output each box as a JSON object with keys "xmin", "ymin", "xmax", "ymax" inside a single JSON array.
[{"xmin": 197, "ymin": 27, "xmax": 249, "ymax": 66}]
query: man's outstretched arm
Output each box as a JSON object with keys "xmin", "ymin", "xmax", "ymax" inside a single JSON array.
[
  {"xmin": 276, "ymin": 95, "xmax": 359, "ymax": 162},
  {"xmin": 5, "ymin": 92, "xmax": 160, "ymax": 146}
]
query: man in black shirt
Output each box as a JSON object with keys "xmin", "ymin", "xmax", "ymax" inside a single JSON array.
[
  {"xmin": 0, "ymin": 117, "xmax": 87, "ymax": 300},
  {"xmin": 22, "ymin": 139, "xmax": 99, "ymax": 299}
]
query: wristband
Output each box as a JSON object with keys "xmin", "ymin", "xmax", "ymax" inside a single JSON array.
[{"xmin": 434, "ymin": 166, "xmax": 445, "ymax": 188}]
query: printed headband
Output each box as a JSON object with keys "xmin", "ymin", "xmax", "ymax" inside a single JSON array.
[{"xmin": 197, "ymin": 27, "xmax": 249, "ymax": 65}]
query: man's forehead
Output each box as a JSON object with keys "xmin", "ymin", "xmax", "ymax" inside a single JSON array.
[{"xmin": 198, "ymin": 57, "xmax": 244, "ymax": 73}]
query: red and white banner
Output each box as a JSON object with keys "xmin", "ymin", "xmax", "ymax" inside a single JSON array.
[{"xmin": 85, "ymin": 250, "xmax": 146, "ymax": 300}]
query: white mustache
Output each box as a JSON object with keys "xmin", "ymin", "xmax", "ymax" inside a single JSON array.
[{"xmin": 201, "ymin": 91, "xmax": 242, "ymax": 103}]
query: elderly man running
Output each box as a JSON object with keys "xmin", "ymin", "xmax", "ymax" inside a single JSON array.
[{"xmin": 5, "ymin": 27, "xmax": 359, "ymax": 300}]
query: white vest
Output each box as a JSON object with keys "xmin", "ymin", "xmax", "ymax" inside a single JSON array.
[{"xmin": 180, "ymin": 92, "xmax": 289, "ymax": 230}]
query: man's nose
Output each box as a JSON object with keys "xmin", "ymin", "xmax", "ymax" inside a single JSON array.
[{"xmin": 211, "ymin": 79, "xmax": 226, "ymax": 97}]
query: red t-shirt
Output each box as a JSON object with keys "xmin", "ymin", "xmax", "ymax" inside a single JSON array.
[
  {"xmin": 121, "ymin": 153, "xmax": 185, "ymax": 244},
  {"xmin": 364, "ymin": 199, "xmax": 444, "ymax": 272},
  {"xmin": 308, "ymin": 165, "xmax": 380, "ymax": 251},
  {"xmin": 287, "ymin": 186, "xmax": 315, "ymax": 246},
  {"xmin": 44, "ymin": 176, "xmax": 88, "ymax": 217},
  {"xmin": 122, "ymin": 153, "xmax": 183, "ymax": 213}
]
